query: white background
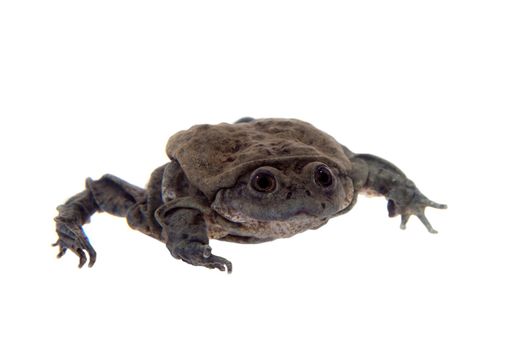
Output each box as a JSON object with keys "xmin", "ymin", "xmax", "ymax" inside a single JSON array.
[{"xmin": 1, "ymin": 1, "xmax": 524, "ymax": 349}]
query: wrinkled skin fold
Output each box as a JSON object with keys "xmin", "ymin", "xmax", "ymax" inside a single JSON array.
[{"xmin": 53, "ymin": 118, "xmax": 446, "ymax": 272}]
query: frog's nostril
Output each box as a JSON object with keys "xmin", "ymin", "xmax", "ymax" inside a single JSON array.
[
  {"xmin": 286, "ymin": 192, "xmax": 292, "ymax": 200},
  {"xmin": 305, "ymin": 190, "xmax": 312, "ymax": 197}
]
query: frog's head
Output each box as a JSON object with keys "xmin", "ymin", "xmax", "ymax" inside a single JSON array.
[{"xmin": 211, "ymin": 159, "xmax": 355, "ymax": 223}]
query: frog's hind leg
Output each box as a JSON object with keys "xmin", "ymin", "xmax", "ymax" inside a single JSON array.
[
  {"xmin": 86, "ymin": 175, "xmax": 145, "ymax": 217},
  {"xmin": 53, "ymin": 174, "xmax": 146, "ymax": 268}
]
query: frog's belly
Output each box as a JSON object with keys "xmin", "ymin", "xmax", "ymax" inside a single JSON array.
[{"xmin": 205, "ymin": 213, "xmax": 328, "ymax": 242}]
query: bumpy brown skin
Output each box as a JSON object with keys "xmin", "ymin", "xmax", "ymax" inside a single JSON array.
[
  {"xmin": 53, "ymin": 118, "xmax": 446, "ymax": 273},
  {"xmin": 166, "ymin": 119, "xmax": 354, "ymax": 199}
]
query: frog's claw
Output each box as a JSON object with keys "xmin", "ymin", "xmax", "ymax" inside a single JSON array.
[
  {"xmin": 168, "ymin": 241, "xmax": 232, "ymax": 273},
  {"xmin": 53, "ymin": 174, "xmax": 147, "ymax": 268},
  {"xmin": 54, "ymin": 212, "xmax": 97, "ymax": 268}
]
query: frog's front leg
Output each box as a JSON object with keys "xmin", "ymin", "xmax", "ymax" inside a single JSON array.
[
  {"xmin": 351, "ymin": 153, "xmax": 447, "ymax": 233},
  {"xmin": 155, "ymin": 201, "xmax": 232, "ymax": 273}
]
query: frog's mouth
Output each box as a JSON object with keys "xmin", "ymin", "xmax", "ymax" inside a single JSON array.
[
  {"xmin": 211, "ymin": 190, "xmax": 319, "ymax": 223},
  {"xmin": 212, "ymin": 208, "xmax": 329, "ymax": 243},
  {"xmin": 332, "ymin": 194, "xmax": 358, "ymax": 218},
  {"xmin": 212, "ymin": 199, "xmax": 334, "ymax": 228},
  {"xmin": 211, "ymin": 202, "xmax": 252, "ymax": 224}
]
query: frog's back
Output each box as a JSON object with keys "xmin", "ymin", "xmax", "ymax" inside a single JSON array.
[{"xmin": 166, "ymin": 118, "xmax": 352, "ymax": 199}]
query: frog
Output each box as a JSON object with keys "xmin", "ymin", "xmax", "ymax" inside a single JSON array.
[{"xmin": 53, "ymin": 117, "xmax": 447, "ymax": 273}]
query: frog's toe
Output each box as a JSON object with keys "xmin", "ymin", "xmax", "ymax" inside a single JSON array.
[
  {"xmin": 416, "ymin": 212, "xmax": 438, "ymax": 234},
  {"xmin": 400, "ymin": 214, "xmax": 410, "ymax": 230},
  {"xmin": 389, "ymin": 190, "xmax": 446, "ymax": 234},
  {"xmin": 54, "ymin": 218, "xmax": 97, "ymax": 268},
  {"xmin": 169, "ymin": 241, "xmax": 232, "ymax": 273}
]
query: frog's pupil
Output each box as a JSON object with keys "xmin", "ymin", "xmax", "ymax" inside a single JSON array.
[
  {"xmin": 315, "ymin": 166, "xmax": 333, "ymax": 187},
  {"xmin": 252, "ymin": 172, "xmax": 276, "ymax": 192},
  {"xmin": 257, "ymin": 175, "xmax": 272, "ymax": 190}
]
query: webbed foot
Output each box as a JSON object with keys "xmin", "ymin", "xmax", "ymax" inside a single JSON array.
[
  {"xmin": 387, "ymin": 186, "xmax": 447, "ymax": 234},
  {"xmin": 53, "ymin": 205, "xmax": 97, "ymax": 268},
  {"xmin": 168, "ymin": 241, "xmax": 232, "ymax": 273}
]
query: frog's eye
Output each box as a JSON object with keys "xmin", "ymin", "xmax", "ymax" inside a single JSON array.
[
  {"xmin": 314, "ymin": 164, "xmax": 333, "ymax": 188},
  {"xmin": 250, "ymin": 170, "xmax": 277, "ymax": 193}
]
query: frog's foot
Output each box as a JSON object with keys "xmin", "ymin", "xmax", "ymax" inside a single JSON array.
[
  {"xmin": 387, "ymin": 190, "xmax": 447, "ymax": 234},
  {"xmin": 168, "ymin": 241, "xmax": 232, "ymax": 273},
  {"xmin": 53, "ymin": 205, "xmax": 97, "ymax": 268}
]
